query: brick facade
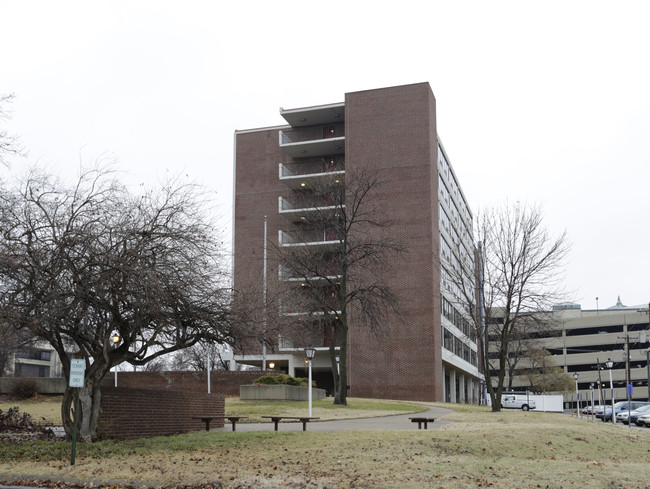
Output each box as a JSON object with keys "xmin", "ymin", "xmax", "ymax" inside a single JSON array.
[
  {"xmin": 104, "ymin": 370, "xmax": 271, "ymax": 396},
  {"xmin": 345, "ymin": 84, "xmax": 442, "ymax": 401},
  {"xmin": 98, "ymin": 387, "xmax": 224, "ymax": 439}
]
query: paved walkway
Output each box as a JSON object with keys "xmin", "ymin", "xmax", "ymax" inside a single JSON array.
[{"xmin": 217, "ymin": 405, "xmax": 454, "ymax": 432}]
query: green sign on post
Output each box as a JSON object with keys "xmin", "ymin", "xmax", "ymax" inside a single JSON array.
[{"xmin": 69, "ymin": 359, "xmax": 85, "ymax": 465}]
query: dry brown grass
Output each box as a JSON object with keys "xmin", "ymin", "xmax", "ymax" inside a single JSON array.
[
  {"xmin": 1, "ymin": 406, "xmax": 649, "ymax": 488},
  {"xmin": 0, "ymin": 395, "xmax": 62, "ymax": 424}
]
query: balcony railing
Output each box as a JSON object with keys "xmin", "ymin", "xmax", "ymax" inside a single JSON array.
[
  {"xmin": 279, "ymin": 195, "xmax": 341, "ymax": 212},
  {"xmin": 278, "ymin": 264, "xmax": 342, "ymax": 282},
  {"xmin": 279, "ymin": 123, "xmax": 344, "ymax": 144},
  {"xmin": 279, "ymin": 305, "xmax": 341, "ymax": 316},
  {"xmin": 278, "ymin": 229, "xmax": 340, "ymax": 246},
  {"xmin": 279, "ymin": 156, "xmax": 345, "ymax": 178}
]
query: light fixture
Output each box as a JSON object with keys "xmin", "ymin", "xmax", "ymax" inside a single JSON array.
[
  {"xmin": 573, "ymin": 372, "xmax": 580, "ymax": 418},
  {"xmin": 304, "ymin": 345, "xmax": 316, "ymax": 418},
  {"xmin": 300, "ymin": 182, "xmax": 306, "ymax": 187},
  {"xmin": 268, "ymin": 362, "xmax": 275, "ymax": 369},
  {"xmin": 605, "ymin": 358, "xmax": 615, "ymax": 423},
  {"xmin": 112, "ymin": 333, "xmax": 121, "ymax": 344},
  {"xmin": 304, "ymin": 345, "xmax": 316, "ymax": 360}
]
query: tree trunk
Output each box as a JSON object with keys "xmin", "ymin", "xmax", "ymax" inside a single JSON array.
[
  {"xmin": 333, "ymin": 322, "xmax": 348, "ymax": 405},
  {"xmin": 62, "ymin": 379, "xmax": 103, "ymax": 442}
]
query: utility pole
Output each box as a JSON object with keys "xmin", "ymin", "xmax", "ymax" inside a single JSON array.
[
  {"xmin": 262, "ymin": 215, "xmax": 267, "ymax": 371},
  {"xmin": 646, "ymin": 350, "xmax": 650, "ymax": 402},
  {"xmin": 638, "ymin": 302, "xmax": 649, "ymax": 402},
  {"xmin": 625, "ymin": 332, "xmax": 632, "ymax": 428},
  {"xmin": 618, "ymin": 323, "xmax": 641, "ymax": 426},
  {"xmin": 596, "ymin": 358, "xmax": 604, "ymax": 411}
]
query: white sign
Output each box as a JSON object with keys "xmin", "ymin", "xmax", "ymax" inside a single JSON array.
[{"xmin": 69, "ymin": 359, "xmax": 86, "ymax": 388}]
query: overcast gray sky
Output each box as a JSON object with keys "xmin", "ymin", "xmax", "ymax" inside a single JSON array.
[{"xmin": 1, "ymin": 0, "xmax": 648, "ymax": 310}]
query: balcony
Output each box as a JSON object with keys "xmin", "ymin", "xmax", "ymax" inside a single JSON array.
[
  {"xmin": 279, "ymin": 156, "xmax": 344, "ymax": 189},
  {"xmin": 278, "ymin": 229, "xmax": 340, "ymax": 250},
  {"xmin": 278, "ymin": 196, "xmax": 343, "ymax": 222},
  {"xmin": 279, "ymin": 123, "xmax": 345, "ymax": 158},
  {"xmin": 279, "ymin": 305, "xmax": 341, "ymax": 317},
  {"xmin": 278, "ymin": 264, "xmax": 342, "ymax": 284}
]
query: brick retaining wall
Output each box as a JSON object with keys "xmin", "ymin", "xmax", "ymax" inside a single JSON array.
[
  {"xmin": 98, "ymin": 387, "xmax": 224, "ymax": 439},
  {"xmin": 104, "ymin": 370, "xmax": 271, "ymax": 395}
]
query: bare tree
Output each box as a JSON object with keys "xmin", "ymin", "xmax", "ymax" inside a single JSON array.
[
  {"xmin": 274, "ymin": 168, "xmax": 405, "ymax": 405},
  {"xmin": 502, "ymin": 314, "xmax": 561, "ymax": 390},
  {"xmin": 448, "ymin": 202, "xmax": 570, "ymax": 411},
  {"xmin": 521, "ymin": 348, "xmax": 574, "ymax": 394},
  {"xmin": 0, "ymin": 166, "xmax": 243, "ymax": 441},
  {"xmin": 0, "ymin": 94, "xmax": 25, "ymax": 166},
  {"xmin": 169, "ymin": 342, "xmax": 230, "ymax": 371}
]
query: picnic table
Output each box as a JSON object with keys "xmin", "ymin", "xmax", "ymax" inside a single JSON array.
[
  {"xmin": 192, "ymin": 416, "xmax": 248, "ymax": 431},
  {"xmin": 261, "ymin": 416, "xmax": 319, "ymax": 431}
]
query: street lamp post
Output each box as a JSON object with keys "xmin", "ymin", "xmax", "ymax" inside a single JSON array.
[
  {"xmin": 589, "ymin": 383, "xmax": 594, "ymax": 421},
  {"xmin": 573, "ymin": 372, "xmax": 579, "ymax": 418},
  {"xmin": 606, "ymin": 358, "xmax": 615, "ymax": 423},
  {"xmin": 305, "ymin": 346, "xmax": 316, "ymax": 418},
  {"xmin": 110, "ymin": 333, "xmax": 121, "ymax": 387}
]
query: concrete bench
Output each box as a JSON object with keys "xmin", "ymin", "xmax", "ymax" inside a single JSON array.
[
  {"xmin": 409, "ymin": 417, "xmax": 435, "ymax": 429},
  {"xmin": 192, "ymin": 416, "xmax": 248, "ymax": 431},
  {"xmin": 261, "ymin": 416, "xmax": 320, "ymax": 431}
]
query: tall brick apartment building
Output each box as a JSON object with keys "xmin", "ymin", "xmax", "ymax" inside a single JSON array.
[{"xmin": 233, "ymin": 82, "xmax": 482, "ymax": 403}]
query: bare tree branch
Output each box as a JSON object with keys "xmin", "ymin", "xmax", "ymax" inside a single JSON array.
[
  {"xmin": 0, "ymin": 165, "xmax": 241, "ymax": 441},
  {"xmin": 445, "ymin": 202, "xmax": 570, "ymax": 411},
  {"xmin": 270, "ymin": 167, "xmax": 407, "ymax": 405},
  {"xmin": 0, "ymin": 94, "xmax": 26, "ymax": 166}
]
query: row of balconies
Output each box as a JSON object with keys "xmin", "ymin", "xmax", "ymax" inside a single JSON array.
[{"xmin": 275, "ymin": 112, "xmax": 345, "ymax": 332}]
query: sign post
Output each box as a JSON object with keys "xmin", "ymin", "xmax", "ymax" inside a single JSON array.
[{"xmin": 69, "ymin": 359, "xmax": 85, "ymax": 465}]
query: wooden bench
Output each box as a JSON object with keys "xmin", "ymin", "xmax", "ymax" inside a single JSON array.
[
  {"xmin": 262, "ymin": 416, "xmax": 320, "ymax": 431},
  {"xmin": 192, "ymin": 416, "xmax": 248, "ymax": 432},
  {"xmin": 409, "ymin": 417, "xmax": 436, "ymax": 429}
]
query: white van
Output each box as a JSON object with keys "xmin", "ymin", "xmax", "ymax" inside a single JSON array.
[{"xmin": 501, "ymin": 394, "xmax": 536, "ymax": 411}]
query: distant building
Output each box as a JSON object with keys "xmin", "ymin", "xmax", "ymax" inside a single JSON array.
[
  {"xmin": 501, "ymin": 298, "xmax": 650, "ymax": 403},
  {"xmin": 8, "ymin": 340, "xmax": 65, "ymax": 378},
  {"xmin": 232, "ymin": 82, "xmax": 482, "ymax": 402}
]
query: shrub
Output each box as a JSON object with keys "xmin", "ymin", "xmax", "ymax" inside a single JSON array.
[
  {"xmin": 8, "ymin": 378, "xmax": 38, "ymax": 400},
  {"xmin": 253, "ymin": 375, "xmax": 279, "ymax": 385},
  {"xmin": 254, "ymin": 374, "xmax": 316, "ymax": 388}
]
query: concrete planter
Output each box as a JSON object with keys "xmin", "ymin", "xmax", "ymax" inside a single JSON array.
[{"xmin": 240, "ymin": 384, "xmax": 326, "ymax": 401}]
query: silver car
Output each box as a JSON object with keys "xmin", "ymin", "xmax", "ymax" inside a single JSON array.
[
  {"xmin": 637, "ymin": 412, "xmax": 650, "ymax": 428},
  {"xmin": 614, "ymin": 405, "xmax": 648, "ymax": 424}
]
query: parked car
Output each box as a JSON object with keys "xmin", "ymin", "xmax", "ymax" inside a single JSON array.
[
  {"xmin": 628, "ymin": 404, "xmax": 650, "ymax": 426},
  {"xmin": 637, "ymin": 412, "xmax": 650, "ymax": 428},
  {"xmin": 581, "ymin": 404, "xmax": 602, "ymax": 415},
  {"xmin": 596, "ymin": 401, "xmax": 649, "ymax": 421}
]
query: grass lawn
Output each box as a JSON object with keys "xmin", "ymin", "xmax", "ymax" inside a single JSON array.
[
  {"xmin": 0, "ymin": 395, "xmax": 63, "ymax": 424},
  {"xmin": 1, "ymin": 400, "xmax": 649, "ymax": 488},
  {"xmin": 224, "ymin": 396, "xmax": 428, "ymax": 421}
]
